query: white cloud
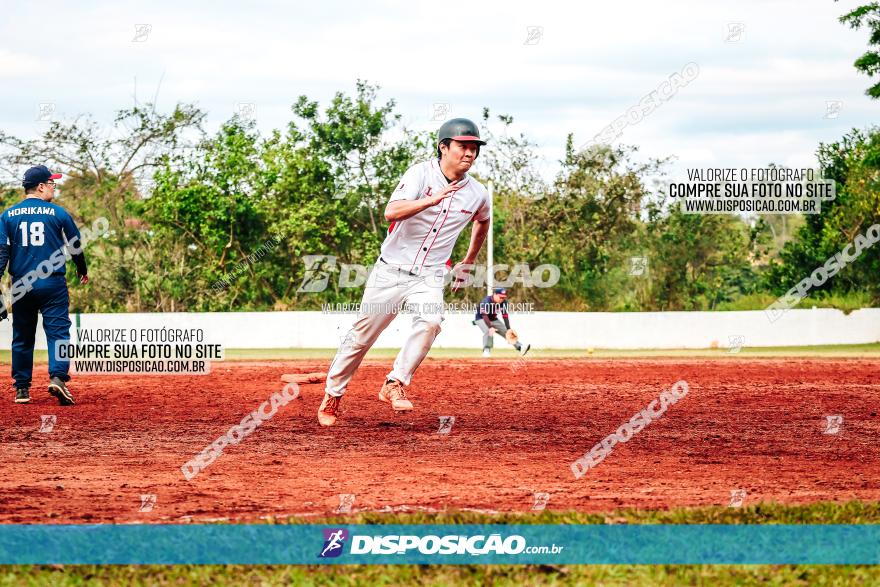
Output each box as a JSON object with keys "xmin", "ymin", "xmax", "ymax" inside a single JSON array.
[
  {"xmin": 0, "ymin": 50, "xmax": 59, "ymax": 78},
  {"xmin": 0, "ymin": 0, "xmax": 875, "ymax": 179}
]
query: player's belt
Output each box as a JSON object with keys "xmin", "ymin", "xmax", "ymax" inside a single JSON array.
[{"xmin": 378, "ymin": 257, "xmax": 419, "ymax": 276}]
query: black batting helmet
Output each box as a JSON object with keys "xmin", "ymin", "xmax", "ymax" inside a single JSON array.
[
  {"xmin": 437, "ymin": 118, "xmax": 486, "ymax": 159},
  {"xmin": 437, "ymin": 118, "xmax": 487, "ymax": 145}
]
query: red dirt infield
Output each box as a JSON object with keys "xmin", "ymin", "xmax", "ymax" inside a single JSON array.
[{"xmin": 1, "ymin": 358, "xmax": 878, "ymax": 523}]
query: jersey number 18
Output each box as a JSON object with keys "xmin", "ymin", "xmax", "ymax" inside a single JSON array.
[{"xmin": 20, "ymin": 222, "xmax": 45, "ymax": 246}]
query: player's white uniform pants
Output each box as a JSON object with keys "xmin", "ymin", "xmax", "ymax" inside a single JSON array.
[
  {"xmin": 325, "ymin": 261, "xmax": 446, "ymax": 397},
  {"xmin": 474, "ymin": 318, "xmax": 510, "ymax": 349}
]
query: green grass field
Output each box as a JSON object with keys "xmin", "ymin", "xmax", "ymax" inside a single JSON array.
[
  {"xmin": 3, "ymin": 502, "xmax": 879, "ymax": 586},
  {"xmin": 214, "ymin": 342, "xmax": 880, "ymax": 360}
]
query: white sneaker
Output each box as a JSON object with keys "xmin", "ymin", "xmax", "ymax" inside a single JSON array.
[
  {"xmin": 519, "ymin": 343, "xmax": 531, "ymax": 357},
  {"xmin": 482, "ymin": 348, "xmax": 491, "ymax": 358}
]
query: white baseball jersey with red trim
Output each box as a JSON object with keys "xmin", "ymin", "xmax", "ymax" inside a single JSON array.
[{"xmin": 380, "ymin": 159, "xmax": 490, "ymax": 271}]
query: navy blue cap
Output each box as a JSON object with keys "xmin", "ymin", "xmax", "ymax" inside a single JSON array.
[
  {"xmin": 493, "ymin": 287, "xmax": 507, "ymax": 295},
  {"xmin": 22, "ymin": 165, "xmax": 62, "ymax": 188}
]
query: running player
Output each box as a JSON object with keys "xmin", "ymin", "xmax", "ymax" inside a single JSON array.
[
  {"xmin": 1, "ymin": 165, "xmax": 88, "ymax": 405},
  {"xmin": 319, "ymin": 118, "xmax": 491, "ymax": 426}
]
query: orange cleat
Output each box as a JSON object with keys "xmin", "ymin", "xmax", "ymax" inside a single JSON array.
[
  {"xmin": 378, "ymin": 379, "xmax": 413, "ymax": 412},
  {"xmin": 318, "ymin": 393, "xmax": 342, "ymax": 426}
]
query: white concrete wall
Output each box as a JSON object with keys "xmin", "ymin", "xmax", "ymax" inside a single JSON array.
[{"xmin": 2, "ymin": 307, "xmax": 878, "ymax": 350}]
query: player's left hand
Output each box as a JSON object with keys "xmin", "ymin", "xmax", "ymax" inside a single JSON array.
[{"xmin": 79, "ymin": 274, "xmax": 89, "ymax": 284}]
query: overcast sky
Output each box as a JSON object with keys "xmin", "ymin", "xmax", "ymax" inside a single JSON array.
[{"xmin": 1, "ymin": 0, "xmax": 876, "ymax": 183}]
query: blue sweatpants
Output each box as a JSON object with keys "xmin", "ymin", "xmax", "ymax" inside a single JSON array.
[{"xmin": 11, "ymin": 276, "xmax": 72, "ymax": 389}]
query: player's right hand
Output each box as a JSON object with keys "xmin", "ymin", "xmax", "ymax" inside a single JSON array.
[
  {"xmin": 450, "ymin": 261, "xmax": 474, "ymax": 293},
  {"xmin": 431, "ymin": 180, "xmax": 465, "ymax": 206},
  {"xmin": 79, "ymin": 274, "xmax": 89, "ymax": 284},
  {"xmin": 488, "ymin": 327, "xmax": 496, "ymax": 336}
]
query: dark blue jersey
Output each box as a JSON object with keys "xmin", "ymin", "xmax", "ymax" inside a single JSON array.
[
  {"xmin": 0, "ymin": 198, "xmax": 86, "ymax": 279},
  {"xmin": 475, "ymin": 295, "xmax": 509, "ymax": 322}
]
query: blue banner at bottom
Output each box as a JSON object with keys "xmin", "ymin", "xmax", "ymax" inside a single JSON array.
[{"xmin": 0, "ymin": 524, "xmax": 877, "ymax": 565}]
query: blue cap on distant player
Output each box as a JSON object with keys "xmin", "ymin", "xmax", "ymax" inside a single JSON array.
[
  {"xmin": 493, "ymin": 287, "xmax": 507, "ymax": 296},
  {"xmin": 22, "ymin": 165, "xmax": 62, "ymax": 189}
]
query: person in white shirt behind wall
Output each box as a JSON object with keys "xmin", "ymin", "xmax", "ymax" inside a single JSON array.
[{"xmin": 318, "ymin": 118, "xmax": 492, "ymax": 426}]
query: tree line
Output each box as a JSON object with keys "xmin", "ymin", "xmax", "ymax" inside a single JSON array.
[{"xmin": 0, "ymin": 81, "xmax": 877, "ymax": 313}]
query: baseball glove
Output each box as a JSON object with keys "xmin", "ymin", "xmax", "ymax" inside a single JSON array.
[{"xmin": 505, "ymin": 329, "xmax": 518, "ymax": 344}]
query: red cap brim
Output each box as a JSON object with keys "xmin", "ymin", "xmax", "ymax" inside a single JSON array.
[
  {"xmin": 451, "ymin": 135, "xmax": 487, "ymax": 145},
  {"xmin": 49, "ymin": 173, "xmax": 62, "ymax": 180}
]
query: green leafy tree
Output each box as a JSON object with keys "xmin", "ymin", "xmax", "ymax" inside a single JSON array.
[
  {"xmin": 536, "ymin": 140, "xmax": 665, "ymax": 310},
  {"xmin": 766, "ymin": 128, "xmax": 880, "ymax": 299},
  {"xmin": 641, "ymin": 206, "xmax": 758, "ymax": 310},
  {"xmin": 146, "ymin": 118, "xmax": 273, "ymax": 310},
  {"xmin": 3, "ymin": 82, "xmax": 861, "ymax": 313},
  {"xmin": 0, "ymin": 104, "xmax": 205, "ymax": 311},
  {"xmin": 146, "ymin": 82, "xmax": 427, "ymax": 310},
  {"xmin": 839, "ymin": 2, "xmax": 880, "ymax": 98}
]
